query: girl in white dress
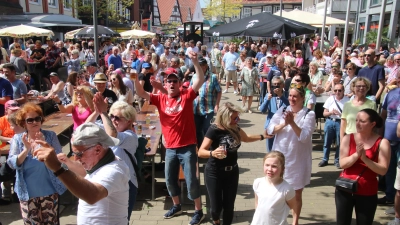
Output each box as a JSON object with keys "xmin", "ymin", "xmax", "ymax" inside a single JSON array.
[{"xmin": 251, "ymin": 151, "xmax": 296, "ymax": 225}]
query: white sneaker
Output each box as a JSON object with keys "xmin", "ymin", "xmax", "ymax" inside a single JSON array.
[
  {"xmin": 223, "ymin": 89, "xmax": 228, "ymax": 93},
  {"xmin": 233, "ymin": 90, "xmax": 238, "ymax": 95},
  {"xmin": 388, "ymin": 219, "xmax": 400, "ymax": 225},
  {"xmin": 386, "ymin": 207, "xmax": 396, "ymax": 215}
]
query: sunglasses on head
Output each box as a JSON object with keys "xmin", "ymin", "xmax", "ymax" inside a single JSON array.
[
  {"xmin": 26, "ymin": 116, "xmax": 42, "ymax": 124},
  {"xmin": 110, "ymin": 114, "xmax": 125, "ymax": 121},
  {"xmin": 167, "ymin": 79, "xmax": 178, "ymax": 84},
  {"xmin": 290, "ymin": 83, "xmax": 303, "ymax": 89},
  {"xmin": 72, "ymin": 145, "xmax": 96, "ymax": 158}
]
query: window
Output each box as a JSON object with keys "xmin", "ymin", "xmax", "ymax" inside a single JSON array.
[
  {"xmin": 274, "ymin": 6, "xmax": 280, "ymax": 13},
  {"xmin": 64, "ymin": 0, "xmax": 71, "ymax": 9},
  {"xmin": 370, "ymin": 0, "xmax": 381, "ymax": 5},
  {"xmin": 48, "ymin": 0, "xmax": 56, "ymax": 7},
  {"xmin": 29, "ymin": 0, "xmax": 40, "ymax": 3},
  {"xmin": 242, "ymin": 8, "xmax": 251, "ymax": 18},
  {"xmin": 263, "ymin": 6, "xmax": 272, "ymax": 13},
  {"xmin": 361, "ymin": 0, "xmax": 367, "ymax": 10},
  {"xmin": 294, "ymin": 6, "xmax": 301, "ymax": 10}
]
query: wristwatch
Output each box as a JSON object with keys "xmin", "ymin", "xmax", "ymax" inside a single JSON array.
[
  {"xmin": 54, "ymin": 163, "xmax": 68, "ymax": 177},
  {"xmin": 57, "ymin": 101, "xmax": 62, "ymax": 105}
]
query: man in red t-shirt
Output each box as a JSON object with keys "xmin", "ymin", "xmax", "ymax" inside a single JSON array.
[{"xmin": 135, "ymin": 51, "xmax": 205, "ymax": 225}]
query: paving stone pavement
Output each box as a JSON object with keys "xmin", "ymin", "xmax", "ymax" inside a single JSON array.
[{"xmin": 0, "ymin": 91, "xmax": 394, "ymax": 225}]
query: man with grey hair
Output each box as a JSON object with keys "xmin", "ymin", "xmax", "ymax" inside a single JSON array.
[
  {"xmin": 254, "ymin": 44, "xmax": 267, "ymax": 66},
  {"xmin": 33, "ymin": 122, "xmax": 130, "ymax": 225},
  {"xmin": 151, "ymin": 38, "xmax": 164, "ymax": 56},
  {"xmin": 108, "ymin": 46, "xmax": 123, "ymax": 70},
  {"xmin": 260, "ymin": 76, "xmax": 289, "ymax": 151}
]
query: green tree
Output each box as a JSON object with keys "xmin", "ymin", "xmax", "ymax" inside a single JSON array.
[
  {"xmin": 365, "ymin": 27, "xmax": 390, "ymax": 45},
  {"xmin": 162, "ymin": 22, "xmax": 182, "ymax": 35},
  {"xmin": 73, "ymin": 0, "xmax": 134, "ymax": 24},
  {"xmin": 203, "ymin": 0, "xmax": 243, "ymax": 23}
]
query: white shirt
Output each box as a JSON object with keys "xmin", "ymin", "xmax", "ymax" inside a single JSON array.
[
  {"xmin": 267, "ymin": 106, "xmax": 316, "ymax": 190},
  {"xmin": 251, "ymin": 178, "xmax": 295, "ymax": 225},
  {"xmin": 77, "ymin": 159, "xmax": 130, "ymax": 225},
  {"xmin": 323, "ymin": 95, "xmax": 350, "ymax": 119},
  {"xmin": 186, "ymin": 46, "xmax": 199, "ymax": 55}
]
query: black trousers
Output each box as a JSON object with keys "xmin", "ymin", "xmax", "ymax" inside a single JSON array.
[
  {"xmin": 204, "ymin": 164, "xmax": 239, "ymax": 225},
  {"xmin": 335, "ymin": 188, "xmax": 377, "ymax": 225}
]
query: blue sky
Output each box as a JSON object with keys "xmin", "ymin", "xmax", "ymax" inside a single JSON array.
[{"xmin": 200, "ymin": 0, "xmax": 209, "ymax": 8}]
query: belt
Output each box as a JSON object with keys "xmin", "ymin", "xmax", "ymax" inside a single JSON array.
[
  {"xmin": 328, "ymin": 117, "xmax": 341, "ymax": 122},
  {"xmin": 218, "ymin": 164, "xmax": 238, "ymax": 171}
]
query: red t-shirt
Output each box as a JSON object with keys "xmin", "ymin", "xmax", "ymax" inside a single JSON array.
[
  {"xmin": 341, "ymin": 134, "xmax": 382, "ymax": 196},
  {"xmin": 150, "ymin": 88, "xmax": 197, "ymax": 148}
]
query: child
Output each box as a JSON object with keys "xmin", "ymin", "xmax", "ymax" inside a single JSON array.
[{"xmin": 251, "ymin": 151, "xmax": 297, "ymax": 225}]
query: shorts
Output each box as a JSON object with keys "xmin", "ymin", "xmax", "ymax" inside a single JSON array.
[
  {"xmin": 395, "ymin": 166, "xmax": 400, "ymax": 190},
  {"xmin": 225, "ymin": 70, "xmax": 237, "ymax": 83}
]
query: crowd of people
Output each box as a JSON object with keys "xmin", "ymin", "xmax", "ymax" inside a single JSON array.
[{"xmin": 0, "ymin": 34, "xmax": 400, "ymax": 225}]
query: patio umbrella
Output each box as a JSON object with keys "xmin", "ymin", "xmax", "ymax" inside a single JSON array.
[
  {"xmin": 274, "ymin": 9, "xmax": 353, "ymax": 26},
  {"xmin": 74, "ymin": 25, "xmax": 120, "ymax": 39},
  {"xmin": 205, "ymin": 12, "xmax": 317, "ymax": 39},
  {"xmin": 120, "ymin": 29, "xmax": 155, "ymax": 39},
  {"xmin": 0, "ymin": 24, "xmax": 54, "ymax": 38},
  {"xmin": 64, "ymin": 27, "xmax": 83, "ymax": 39},
  {"xmin": 119, "ymin": 21, "xmax": 155, "ymax": 39}
]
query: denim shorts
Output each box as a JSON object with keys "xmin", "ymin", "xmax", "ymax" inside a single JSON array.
[{"xmin": 164, "ymin": 144, "xmax": 200, "ymax": 200}]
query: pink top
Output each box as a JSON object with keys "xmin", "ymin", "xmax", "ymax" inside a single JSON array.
[{"xmin": 72, "ymin": 105, "xmax": 92, "ymax": 130}]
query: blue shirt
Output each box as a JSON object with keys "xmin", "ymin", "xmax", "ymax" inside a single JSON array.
[
  {"xmin": 260, "ymin": 95, "xmax": 289, "ymax": 129},
  {"xmin": 255, "ymin": 52, "xmax": 266, "ymax": 66},
  {"xmin": 7, "ymin": 130, "xmax": 66, "ymax": 201},
  {"xmin": 222, "ymin": 52, "xmax": 239, "ymax": 71},
  {"xmin": 11, "ymin": 79, "xmax": 28, "ymax": 100},
  {"xmin": 131, "ymin": 58, "xmax": 140, "ymax": 70},
  {"xmin": 357, "ymin": 64, "xmax": 385, "ymax": 97},
  {"xmin": 0, "ymin": 78, "xmax": 13, "ymax": 116},
  {"xmin": 64, "ymin": 58, "xmax": 81, "ymax": 74},
  {"xmin": 152, "ymin": 43, "xmax": 164, "ymax": 56},
  {"xmin": 108, "ymin": 54, "xmax": 123, "ymax": 69},
  {"xmin": 382, "ymin": 88, "xmax": 400, "ymax": 141}
]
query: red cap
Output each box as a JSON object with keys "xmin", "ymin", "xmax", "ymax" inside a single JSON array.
[{"xmin": 162, "ymin": 67, "xmax": 179, "ymax": 79}]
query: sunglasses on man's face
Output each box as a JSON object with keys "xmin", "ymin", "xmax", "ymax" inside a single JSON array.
[
  {"xmin": 26, "ymin": 116, "xmax": 42, "ymax": 124},
  {"xmin": 346, "ymin": 68, "xmax": 353, "ymax": 70},
  {"xmin": 167, "ymin": 79, "xmax": 178, "ymax": 84},
  {"xmin": 365, "ymin": 54, "xmax": 372, "ymax": 57},
  {"xmin": 333, "ymin": 89, "xmax": 342, "ymax": 93},
  {"xmin": 72, "ymin": 145, "xmax": 96, "ymax": 158},
  {"xmin": 295, "ymin": 79, "xmax": 302, "ymax": 83}
]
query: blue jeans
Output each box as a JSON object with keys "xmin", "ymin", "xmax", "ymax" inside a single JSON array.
[
  {"xmin": 385, "ymin": 141, "xmax": 400, "ymax": 201},
  {"xmin": 322, "ymin": 118, "xmax": 341, "ymax": 163},
  {"xmin": 194, "ymin": 113, "xmax": 214, "ymax": 148},
  {"xmin": 259, "ymin": 81, "xmax": 267, "ymax": 105},
  {"xmin": 165, "ymin": 144, "xmax": 200, "ymax": 200},
  {"xmin": 128, "ymin": 181, "xmax": 137, "ymax": 221},
  {"xmin": 266, "ymin": 136, "xmax": 275, "ymax": 152}
]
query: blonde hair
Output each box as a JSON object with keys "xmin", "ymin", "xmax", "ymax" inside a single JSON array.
[
  {"xmin": 109, "ymin": 101, "xmax": 137, "ymax": 122},
  {"xmin": 214, "ymin": 102, "xmax": 243, "ymax": 145},
  {"xmin": 351, "ymin": 77, "xmax": 371, "ymax": 93},
  {"xmin": 72, "ymin": 86, "xmax": 94, "ymax": 111},
  {"xmin": 263, "ymin": 151, "xmax": 285, "ymax": 178}
]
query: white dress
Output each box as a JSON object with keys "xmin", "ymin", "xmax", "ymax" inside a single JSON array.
[
  {"xmin": 266, "ymin": 106, "xmax": 316, "ymax": 190},
  {"xmin": 251, "ymin": 178, "xmax": 295, "ymax": 225}
]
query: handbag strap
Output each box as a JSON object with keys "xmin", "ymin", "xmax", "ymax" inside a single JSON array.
[
  {"xmin": 343, "ymin": 138, "xmax": 382, "ymax": 181},
  {"xmin": 333, "ymin": 99, "xmax": 343, "ymax": 113}
]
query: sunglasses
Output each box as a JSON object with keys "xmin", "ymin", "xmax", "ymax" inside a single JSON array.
[
  {"xmin": 112, "ymin": 78, "xmax": 117, "ymax": 81},
  {"xmin": 333, "ymin": 89, "xmax": 342, "ymax": 92},
  {"xmin": 234, "ymin": 116, "xmax": 240, "ymax": 123},
  {"xmin": 110, "ymin": 114, "xmax": 125, "ymax": 121},
  {"xmin": 8, "ymin": 103, "xmax": 19, "ymax": 107},
  {"xmin": 72, "ymin": 145, "xmax": 97, "ymax": 158},
  {"xmin": 167, "ymin": 80, "xmax": 178, "ymax": 84},
  {"xmin": 365, "ymin": 54, "xmax": 372, "ymax": 57},
  {"xmin": 346, "ymin": 68, "xmax": 353, "ymax": 70},
  {"xmin": 26, "ymin": 116, "xmax": 42, "ymax": 124},
  {"xmin": 332, "ymin": 66, "xmax": 339, "ymax": 68},
  {"xmin": 290, "ymin": 83, "xmax": 303, "ymax": 89},
  {"xmin": 294, "ymin": 79, "xmax": 303, "ymax": 83}
]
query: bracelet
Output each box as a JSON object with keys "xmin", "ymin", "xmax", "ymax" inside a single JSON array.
[
  {"xmin": 53, "ymin": 166, "xmax": 67, "ymax": 177},
  {"xmin": 210, "ymin": 150, "xmax": 213, "ymax": 158},
  {"xmin": 260, "ymin": 134, "xmax": 264, "ymax": 141}
]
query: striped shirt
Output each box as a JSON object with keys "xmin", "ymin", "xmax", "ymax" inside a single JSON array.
[{"xmin": 191, "ymin": 71, "xmax": 221, "ymax": 115}]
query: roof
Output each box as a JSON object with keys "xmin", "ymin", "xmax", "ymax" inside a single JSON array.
[
  {"xmin": 179, "ymin": 0, "xmax": 197, "ymax": 23},
  {"xmin": 157, "ymin": 0, "xmax": 178, "ymax": 24},
  {"xmin": 242, "ymin": 0, "xmax": 302, "ymax": 4}
]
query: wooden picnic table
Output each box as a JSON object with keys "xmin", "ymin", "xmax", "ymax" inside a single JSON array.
[
  {"xmin": 0, "ymin": 112, "xmax": 73, "ymax": 156},
  {"xmin": 137, "ymin": 101, "xmax": 162, "ymax": 200}
]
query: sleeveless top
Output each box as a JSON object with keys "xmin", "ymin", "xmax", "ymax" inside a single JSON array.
[
  {"xmin": 341, "ymin": 134, "xmax": 382, "ymax": 196},
  {"xmin": 72, "ymin": 106, "xmax": 92, "ymax": 130}
]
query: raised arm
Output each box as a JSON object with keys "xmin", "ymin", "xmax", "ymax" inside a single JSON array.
[
  {"xmin": 190, "ymin": 51, "xmax": 205, "ymax": 92},
  {"xmin": 134, "ymin": 71, "xmax": 150, "ymax": 101}
]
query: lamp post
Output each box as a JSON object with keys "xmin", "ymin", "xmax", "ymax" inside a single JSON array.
[
  {"xmin": 140, "ymin": 9, "xmax": 144, "ymax": 29},
  {"xmin": 93, "ymin": 0, "xmax": 99, "ymax": 64}
]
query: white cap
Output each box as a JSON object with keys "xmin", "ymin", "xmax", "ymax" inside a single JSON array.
[
  {"xmin": 266, "ymin": 53, "xmax": 273, "ymax": 58},
  {"xmin": 350, "ymin": 53, "xmax": 357, "ymax": 57}
]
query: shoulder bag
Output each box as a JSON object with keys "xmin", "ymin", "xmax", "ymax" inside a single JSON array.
[{"xmin": 335, "ymin": 139, "xmax": 381, "ymax": 193}]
